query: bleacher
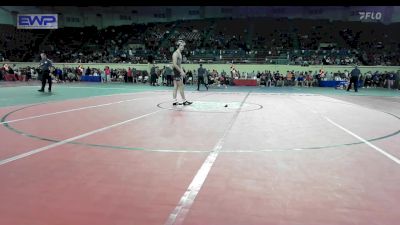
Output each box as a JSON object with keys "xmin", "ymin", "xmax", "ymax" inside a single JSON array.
[{"xmin": 1, "ymin": 17, "xmax": 399, "ymax": 66}]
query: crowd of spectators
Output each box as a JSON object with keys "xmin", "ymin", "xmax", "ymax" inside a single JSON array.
[
  {"xmin": 1, "ymin": 62, "xmax": 399, "ymax": 90},
  {"xmin": 1, "ymin": 17, "xmax": 400, "ymax": 66},
  {"xmin": 1, "ymin": 17, "xmax": 400, "ymax": 89}
]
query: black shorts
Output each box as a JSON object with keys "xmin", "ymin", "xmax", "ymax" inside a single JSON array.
[{"xmin": 173, "ymin": 68, "xmax": 182, "ymax": 81}]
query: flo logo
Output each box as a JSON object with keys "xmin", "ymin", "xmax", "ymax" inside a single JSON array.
[{"xmin": 359, "ymin": 12, "xmax": 382, "ymax": 20}]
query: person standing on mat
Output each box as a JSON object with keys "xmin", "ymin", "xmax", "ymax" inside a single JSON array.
[
  {"xmin": 347, "ymin": 65, "xmax": 361, "ymax": 92},
  {"xmin": 38, "ymin": 53, "xmax": 54, "ymax": 92},
  {"xmin": 164, "ymin": 65, "xmax": 173, "ymax": 86},
  {"xmin": 172, "ymin": 40, "xmax": 192, "ymax": 106},
  {"xmin": 197, "ymin": 64, "xmax": 208, "ymax": 91}
]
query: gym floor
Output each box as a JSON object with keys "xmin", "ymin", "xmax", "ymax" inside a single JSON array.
[{"xmin": 0, "ymin": 81, "xmax": 399, "ymax": 225}]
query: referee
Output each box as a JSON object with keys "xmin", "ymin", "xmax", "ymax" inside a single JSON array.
[
  {"xmin": 197, "ymin": 64, "xmax": 208, "ymax": 91},
  {"xmin": 38, "ymin": 53, "xmax": 53, "ymax": 92},
  {"xmin": 347, "ymin": 65, "xmax": 361, "ymax": 92}
]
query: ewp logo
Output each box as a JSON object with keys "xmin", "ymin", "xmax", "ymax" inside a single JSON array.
[{"xmin": 17, "ymin": 14, "xmax": 58, "ymax": 29}]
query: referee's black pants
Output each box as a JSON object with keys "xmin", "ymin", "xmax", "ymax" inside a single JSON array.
[
  {"xmin": 150, "ymin": 73, "xmax": 157, "ymax": 85},
  {"xmin": 40, "ymin": 70, "xmax": 52, "ymax": 91},
  {"xmin": 197, "ymin": 76, "xmax": 208, "ymax": 90},
  {"xmin": 347, "ymin": 76, "xmax": 358, "ymax": 92}
]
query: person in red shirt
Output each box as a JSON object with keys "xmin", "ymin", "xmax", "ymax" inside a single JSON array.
[
  {"xmin": 104, "ymin": 66, "xmax": 111, "ymax": 82},
  {"xmin": 127, "ymin": 67, "xmax": 133, "ymax": 83},
  {"xmin": 3, "ymin": 64, "xmax": 19, "ymax": 81}
]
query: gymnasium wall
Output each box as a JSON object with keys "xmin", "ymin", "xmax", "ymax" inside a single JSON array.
[{"xmin": 0, "ymin": 6, "xmax": 398, "ymax": 28}]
